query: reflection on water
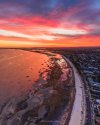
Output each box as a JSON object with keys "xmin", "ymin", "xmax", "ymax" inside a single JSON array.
[
  {"xmin": 0, "ymin": 49, "xmax": 72, "ymax": 125},
  {"xmin": 0, "ymin": 49, "xmax": 50, "ymax": 105}
]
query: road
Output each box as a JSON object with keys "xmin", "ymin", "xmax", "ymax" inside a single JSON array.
[
  {"xmin": 82, "ymin": 76, "xmax": 95, "ymax": 125},
  {"xmin": 64, "ymin": 57, "xmax": 86, "ymax": 125},
  {"xmin": 65, "ymin": 55, "xmax": 95, "ymax": 125}
]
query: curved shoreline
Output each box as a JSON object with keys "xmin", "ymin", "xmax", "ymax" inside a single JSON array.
[
  {"xmin": 64, "ymin": 57, "xmax": 86, "ymax": 125},
  {"xmin": 0, "ymin": 50, "xmax": 74, "ymax": 125}
]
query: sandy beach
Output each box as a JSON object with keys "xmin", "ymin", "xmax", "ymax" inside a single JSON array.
[{"xmin": 64, "ymin": 57, "xmax": 86, "ymax": 125}]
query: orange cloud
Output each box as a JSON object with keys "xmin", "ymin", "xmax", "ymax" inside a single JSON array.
[{"xmin": 0, "ymin": 14, "xmax": 100, "ymax": 48}]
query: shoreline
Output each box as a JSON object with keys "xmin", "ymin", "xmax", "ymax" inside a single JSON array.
[
  {"xmin": 58, "ymin": 57, "xmax": 75, "ymax": 125},
  {"xmin": 63, "ymin": 56, "xmax": 86, "ymax": 125},
  {"xmin": 0, "ymin": 50, "xmax": 75, "ymax": 125},
  {"xmin": 0, "ymin": 49, "xmax": 78, "ymax": 125}
]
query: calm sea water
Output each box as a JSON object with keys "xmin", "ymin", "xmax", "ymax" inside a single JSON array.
[
  {"xmin": 0, "ymin": 49, "xmax": 71, "ymax": 125},
  {"xmin": 0, "ymin": 49, "xmax": 50, "ymax": 106}
]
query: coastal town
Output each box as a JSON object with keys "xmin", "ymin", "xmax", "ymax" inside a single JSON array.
[
  {"xmin": 0, "ymin": 47, "xmax": 100, "ymax": 125},
  {"xmin": 0, "ymin": 0, "xmax": 100, "ymax": 125},
  {"xmin": 45, "ymin": 47, "xmax": 100, "ymax": 125},
  {"xmin": 63, "ymin": 48, "xmax": 100, "ymax": 125}
]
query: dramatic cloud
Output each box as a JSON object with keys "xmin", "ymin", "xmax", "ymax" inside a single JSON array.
[{"xmin": 0, "ymin": 0, "xmax": 100, "ymax": 47}]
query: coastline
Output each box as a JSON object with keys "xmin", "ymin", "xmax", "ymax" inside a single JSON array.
[
  {"xmin": 64, "ymin": 56, "xmax": 86, "ymax": 125},
  {"xmin": 0, "ymin": 49, "xmax": 75, "ymax": 125},
  {"xmin": 58, "ymin": 57, "xmax": 75, "ymax": 125}
]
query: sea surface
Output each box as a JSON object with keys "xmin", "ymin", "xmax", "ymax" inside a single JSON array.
[
  {"xmin": 0, "ymin": 49, "xmax": 71, "ymax": 125},
  {"xmin": 0, "ymin": 49, "xmax": 51, "ymax": 106}
]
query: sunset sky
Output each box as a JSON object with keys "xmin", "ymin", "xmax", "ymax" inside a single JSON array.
[{"xmin": 0, "ymin": 0, "xmax": 100, "ymax": 47}]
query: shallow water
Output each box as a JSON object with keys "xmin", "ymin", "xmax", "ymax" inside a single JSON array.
[
  {"xmin": 0, "ymin": 49, "xmax": 50, "ymax": 106},
  {"xmin": 0, "ymin": 49, "xmax": 71, "ymax": 125}
]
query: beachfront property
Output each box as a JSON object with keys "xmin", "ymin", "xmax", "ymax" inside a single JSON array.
[{"xmin": 63, "ymin": 48, "xmax": 100, "ymax": 125}]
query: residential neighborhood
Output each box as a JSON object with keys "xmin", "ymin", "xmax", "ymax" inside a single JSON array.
[{"xmin": 64, "ymin": 48, "xmax": 100, "ymax": 125}]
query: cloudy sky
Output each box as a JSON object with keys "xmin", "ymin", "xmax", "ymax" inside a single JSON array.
[{"xmin": 0, "ymin": 0, "xmax": 100, "ymax": 47}]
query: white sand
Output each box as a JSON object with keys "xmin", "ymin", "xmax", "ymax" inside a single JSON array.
[{"xmin": 64, "ymin": 57, "xmax": 86, "ymax": 125}]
